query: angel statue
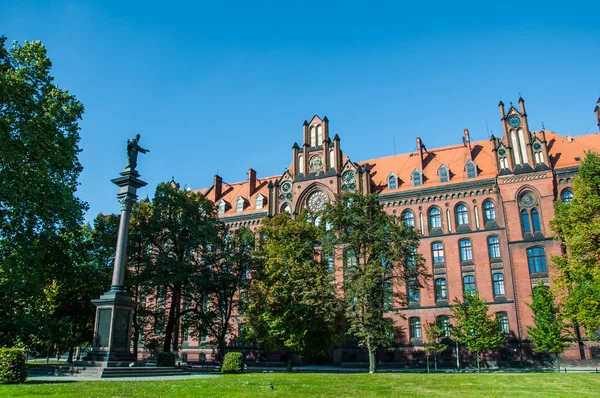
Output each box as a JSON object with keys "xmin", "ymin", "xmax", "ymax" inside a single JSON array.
[{"xmin": 125, "ymin": 134, "xmax": 149, "ymax": 171}]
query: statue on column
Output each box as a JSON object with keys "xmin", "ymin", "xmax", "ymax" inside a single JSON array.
[{"xmin": 125, "ymin": 134, "xmax": 149, "ymax": 171}]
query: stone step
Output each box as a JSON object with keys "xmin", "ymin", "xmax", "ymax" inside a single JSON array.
[{"xmin": 29, "ymin": 366, "xmax": 191, "ymax": 378}]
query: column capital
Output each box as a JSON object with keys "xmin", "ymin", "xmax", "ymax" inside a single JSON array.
[{"xmin": 117, "ymin": 193, "xmax": 137, "ymax": 211}]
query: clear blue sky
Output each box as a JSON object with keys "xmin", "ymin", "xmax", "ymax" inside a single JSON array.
[{"xmin": 2, "ymin": 1, "xmax": 599, "ymax": 221}]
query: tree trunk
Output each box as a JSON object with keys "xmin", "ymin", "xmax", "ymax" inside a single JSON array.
[
  {"xmin": 287, "ymin": 352, "xmax": 293, "ymax": 372},
  {"xmin": 163, "ymin": 286, "xmax": 181, "ymax": 352},
  {"xmin": 426, "ymin": 353, "xmax": 430, "ymax": 374},
  {"xmin": 368, "ymin": 348, "xmax": 376, "ymax": 374},
  {"xmin": 556, "ymin": 353, "xmax": 560, "ymax": 372},
  {"xmin": 434, "ymin": 349, "xmax": 437, "ymax": 372},
  {"xmin": 477, "ymin": 352, "xmax": 481, "ymax": 373},
  {"xmin": 67, "ymin": 346, "xmax": 74, "ymax": 364},
  {"xmin": 218, "ymin": 339, "xmax": 227, "ymax": 362}
]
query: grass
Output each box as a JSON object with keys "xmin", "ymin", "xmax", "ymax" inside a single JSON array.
[{"xmin": 1, "ymin": 373, "xmax": 599, "ymax": 397}]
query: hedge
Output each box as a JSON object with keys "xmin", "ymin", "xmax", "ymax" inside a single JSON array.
[
  {"xmin": 221, "ymin": 352, "xmax": 244, "ymax": 373},
  {"xmin": 0, "ymin": 348, "xmax": 28, "ymax": 384}
]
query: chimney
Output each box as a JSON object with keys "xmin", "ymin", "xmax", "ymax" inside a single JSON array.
[
  {"xmin": 464, "ymin": 128, "xmax": 473, "ymax": 160},
  {"xmin": 498, "ymin": 100, "xmax": 505, "ymax": 120},
  {"xmin": 416, "ymin": 137, "xmax": 424, "ymax": 170},
  {"xmin": 567, "ymin": 134, "xmax": 573, "ymax": 143},
  {"xmin": 213, "ymin": 175, "xmax": 223, "ymax": 200},
  {"xmin": 248, "ymin": 168, "xmax": 256, "ymax": 198}
]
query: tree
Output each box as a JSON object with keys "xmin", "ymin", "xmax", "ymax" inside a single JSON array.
[
  {"xmin": 135, "ymin": 182, "xmax": 223, "ymax": 353},
  {"xmin": 550, "ymin": 151, "xmax": 600, "ymax": 338},
  {"xmin": 451, "ymin": 292, "xmax": 504, "ymax": 373},
  {"xmin": 194, "ymin": 226, "xmax": 254, "ymax": 360},
  {"xmin": 322, "ymin": 193, "xmax": 427, "ymax": 373},
  {"xmin": 0, "ymin": 37, "xmax": 86, "ymax": 348},
  {"xmin": 247, "ymin": 212, "xmax": 340, "ymax": 372},
  {"xmin": 527, "ymin": 282, "xmax": 571, "ymax": 371},
  {"xmin": 423, "ymin": 320, "xmax": 448, "ymax": 373}
]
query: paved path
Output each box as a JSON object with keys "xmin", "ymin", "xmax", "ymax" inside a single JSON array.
[{"xmin": 27, "ymin": 374, "xmax": 220, "ymax": 382}]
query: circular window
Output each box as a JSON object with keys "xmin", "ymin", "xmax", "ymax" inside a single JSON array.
[{"xmin": 307, "ymin": 191, "xmax": 329, "ymax": 211}]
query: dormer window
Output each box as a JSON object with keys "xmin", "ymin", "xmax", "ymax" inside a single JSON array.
[
  {"xmin": 236, "ymin": 197, "xmax": 245, "ymax": 212},
  {"xmin": 438, "ymin": 165, "xmax": 449, "ymax": 183},
  {"xmin": 388, "ymin": 174, "xmax": 397, "ymax": 190},
  {"xmin": 255, "ymin": 194, "xmax": 265, "ymax": 210},
  {"xmin": 217, "ymin": 200, "xmax": 226, "ymax": 215},
  {"xmin": 411, "ymin": 170, "xmax": 422, "ymax": 187},
  {"xmin": 466, "ymin": 161, "xmax": 477, "ymax": 179}
]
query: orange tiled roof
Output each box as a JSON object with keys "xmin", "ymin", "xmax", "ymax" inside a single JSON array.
[
  {"xmin": 194, "ymin": 175, "xmax": 279, "ymax": 217},
  {"xmin": 360, "ymin": 137, "xmax": 498, "ymax": 194},
  {"xmin": 545, "ymin": 131, "xmax": 600, "ymax": 169}
]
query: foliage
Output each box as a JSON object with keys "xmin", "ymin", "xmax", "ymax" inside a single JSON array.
[
  {"xmin": 0, "ymin": 348, "xmax": 27, "ymax": 384},
  {"xmin": 194, "ymin": 227, "xmax": 254, "ymax": 359},
  {"xmin": 322, "ymin": 193, "xmax": 427, "ymax": 373},
  {"xmin": 550, "ymin": 151, "xmax": 600, "ymax": 338},
  {"xmin": 423, "ymin": 320, "xmax": 448, "ymax": 372},
  {"xmin": 527, "ymin": 282, "xmax": 571, "ymax": 369},
  {"xmin": 221, "ymin": 352, "xmax": 244, "ymax": 373},
  {"xmin": 0, "ymin": 36, "xmax": 86, "ymax": 348},
  {"xmin": 157, "ymin": 352, "xmax": 176, "ymax": 367},
  {"xmin": 247, "ymin": 212, "xmax": 341, "ymax": 372},
  {"xmin": 128, "ymin": 182, "xmax": 224, "ymax": 352},
  {"xmin": 451, "ymin": 292, "xmax": 505, "ymax": 373}
]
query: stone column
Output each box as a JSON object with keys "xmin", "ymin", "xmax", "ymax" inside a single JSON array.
[{"xmin": 83, "ymin": 169, "xmax": 147, "ymax": 367}]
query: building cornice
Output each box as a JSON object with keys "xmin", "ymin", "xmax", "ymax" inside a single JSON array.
[{"xmin": 378, "ymin": 178, "xmax": 496, "ymax": 201}]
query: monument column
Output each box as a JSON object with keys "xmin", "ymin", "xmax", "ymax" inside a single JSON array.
[{"xmin": 84, "ymin": 135, "xmax": 148, "ymax": 366}]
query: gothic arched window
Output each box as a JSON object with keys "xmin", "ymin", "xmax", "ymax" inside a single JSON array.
[
  {"xmin": 402, "ymin": 210, "xmax": 415, "ymax": 227},
  {"xmin": 456, "ymin": 204, "xmax": 469, "ymax": 226},
  {"xmin": 483, "ymin": 200, "xmax": 496, "ymax": 222},
  {"xmin": 429, "ymin": 207, "xmax": 442, "ymax": 229}
]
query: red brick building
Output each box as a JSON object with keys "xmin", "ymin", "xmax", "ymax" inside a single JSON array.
[{"xmin": 185, "ymin": 97, "xmax": 600, "ymax": 364}]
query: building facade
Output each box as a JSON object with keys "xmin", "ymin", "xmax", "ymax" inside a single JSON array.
[{"xmin": 183, "ymin": 97, "xmax": 600, "ymax": 364}]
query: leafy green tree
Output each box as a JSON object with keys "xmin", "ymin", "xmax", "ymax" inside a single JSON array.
[
  {"xmin": 247, "ymin": 212, "xmax": 341, "ymax": 372},
  {"xmin": 322, "ymin": 193, "xmax": 427, "ymax": 373},
  {"xmin": 196, "ymin": 227, "xmax": 254, "ymax": 360},
  {"xmin": 0, "ymin": 37, "xmax": 86, "ymax": 348},
  {"xmin": 550, "ymin": 151, "xmax": 600, "ymax": 338},
  {"xmin": 527, "ymin": 282, "xmax": 571, "ymax": 370},
  {"xmin": 135, "ymin": 182, "xmax": 223, "ymax": 353},
  {"xmin": 451, "ymin": 292, "xmax": 504, "ymax": 373},
  {"xmin": 423, "ymin": 320, "xmax": 448, "ymax": 372}
]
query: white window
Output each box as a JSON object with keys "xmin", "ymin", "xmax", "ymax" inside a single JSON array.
[
  {"xmin": 255, "ymin": 194, "xmax": 264, "ymax": 210},
  {"xmin": 317, "ymin": 125, "xmax": 323, "ymax": 146},
  {"xmin": 217, "ymin": 200, "xmax": 226, "ymax": 215},
  {"xmin": 236, "ymin": 197, "xmax": 244, "ymax": 212}
]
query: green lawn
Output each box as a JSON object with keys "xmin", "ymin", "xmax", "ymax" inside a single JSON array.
[{"xmin": 1, "ymin": 373, "xmax": 599, "ymax": 397}]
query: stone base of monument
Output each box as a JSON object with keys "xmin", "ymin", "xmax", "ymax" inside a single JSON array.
[{"xmin": 83, "ymin": 289, "xmax": 138, "ymax": 368}]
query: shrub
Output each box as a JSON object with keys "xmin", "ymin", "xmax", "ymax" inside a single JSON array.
[
  {"xmin": 157, "ymin": 352, "xmax": 176, "ymax": 367},
  {"xmin": 0, "ymin": 348, "xmax": 28, "ymax": 384},
  {"xmin": 221, "ymin": 352, "xmax": 244, "ymax": 373}
]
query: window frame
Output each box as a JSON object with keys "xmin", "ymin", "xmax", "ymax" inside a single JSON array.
[
  {"xmin": 388, "ymin": 174, "xmax": 397, "ymax": 190},
  {"xmin": 487, "ymin": 235, "xmax": 501, "ymax": 260},
  {"xmin": 527, "ymin": 246, "xmax": 547, "ymax": 273},
  {"xmin": 402, "ymin": 210, "xmax": 415, "ymax": 227},
  {"xmin": 432, "ymin": 242, "xmax": 445, "ymax": 265},
  {"xmin": 429, "ymin": 207, "xmax": 442, "ymax": 229},
  {"xmin": 561, "ymin": 189, "xmax": 574, "ymax": 204},
  {"xmin": 492, "ymin": 273, "xmax": 505, "ymax": 296},
  {"xmin": 409, "ymin": 317, "xmax": 422, "ymax": 339},
  {"xmin": 459, "ymin": 239, "xmax": 473, "ymax": 262},
  {"xmin": 435, "ymin": 278, "xmax": 448, "ymax": 301},
  {"xmin": 462, "ymin": 275, "xmax": 476, "ymax": 297},
  {"xmin": 466, "ymin": 161, "xmax": 477, "ymax": 179},
  {"xmin": 483, "ymin": 200, "xmax": 496, "ymax": 222},
  {"xmin": 497, "ymin": 312, "xmax": 509, "ymax": 334},
  {"xmin": 456, "ymin": 204, "xmax": 469, "ymax": 226}
]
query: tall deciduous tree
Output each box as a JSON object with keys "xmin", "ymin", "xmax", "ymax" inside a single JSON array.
[
  {"xmin": 0, "ymin": 37, "xmax": 86, "ymax": 347},
  {"xmin": 137, "ymin": 182, "xmax": 223, "ymax": 353},
  {"xmin": 247, "ymin": 212, "xmax": 340, "ymax": 372},
  {"xmin": 322, "ymin": 193, "xmax": 427, "ymax": 373},
  {"xmin": 196, "ymin": 226, "xmax": 254, "ymax": 360},
  {"xmin": 550, "ymin": 151, "xmax": 600, "ymax": 338},
  {"xmin": 451, "ymin": 292, "xmax": 504, "ymax": 373},
  {"xmin": 527, "ymin": 282, "xmax": 571, "ymax": 370}
]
